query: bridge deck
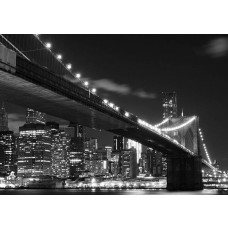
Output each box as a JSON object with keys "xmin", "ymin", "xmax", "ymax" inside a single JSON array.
[{"xmin": 0, "ymin": 55, "xmax": 200, "ymax": 158}]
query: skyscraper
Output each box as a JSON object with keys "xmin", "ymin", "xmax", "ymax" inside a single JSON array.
[
  {"xmin": 26, "ymin": 108, "xmax": 46, "ymax": 124},
  {"xmin": 162, "ymin": 92, "xmax": 177, "ymax": 119},
  {"xmin": 0, "ymin": 131, "xmax": 16, "ymax": 175},
  {"xmin": 146, "ymin": 148, "xmax": 163, "ymax": 177},
  {"xmin": 126, "ymin": 139, "xmax": 142, "ymax": 163},
  {"xmin": 46, "ymin": 122, "xmax": 71, "ymax": 179},
  {"xmin": 65, "ymin": 122, "xmax": 85, "ymax": 178},
  {"xmin": 113, "ymin": 136, "xmax": 127, "ymax": 151},
  {"xmin": 17, "ymin": 123, "xmax": 52, "ymax": 177},
  {"xmin": 0, "ymin": 102, "xmax": 9, "ymax": 131},
  {"xmin": 119, "ymin": 148, "xmax": 137, "ymax": 179}
]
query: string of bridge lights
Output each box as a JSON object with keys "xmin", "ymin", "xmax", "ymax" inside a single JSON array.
[
  {"xmin": 33, "ymin": 34, "xmax": 130, "ymax": 116},
  {"xmin": 198, "ymin": 128, "xmax": 212, "ymax": 164},
  {"xmin": 33, "ymin": 34, "xmax": 97, "ymax": 92},
  {"xmin": 160, "ymin": 116, "xmax": 196, "ymax": 132},
  {"xmin": 154, "ymin": 118, "xmax": 169, "ymax": 128}
]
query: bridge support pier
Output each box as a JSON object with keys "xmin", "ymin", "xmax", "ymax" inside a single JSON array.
[{"xmin": 167, "ymin": 155, "xmax": 203, "ymax": 191}]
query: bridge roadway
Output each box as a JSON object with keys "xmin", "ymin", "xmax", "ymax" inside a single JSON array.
[{"xmin": 0, "ymin": 54, "xmax": 200, "ymax": 159}]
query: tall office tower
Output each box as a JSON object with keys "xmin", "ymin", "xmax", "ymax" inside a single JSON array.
[
  {"xmin": 0, "ymin": 131, "xmax": 16, "ymax": 175},
  {"xmin": 84, "ymin": 137, "xmax": 98, "ymax": 162},
  {"xmin": 26, "ymin": 108, "xmax": 46, "ymax": 124},
  {"xmin": 127, "ymin": 139, "xmax": 142, "ymax": 163},
  {"xmin": 105, "ymin": 146, "xmax": 112, "ymax": 161},
  {"xmin": 65, "ymin": 122, "xmax": 85, "ymax": 178},
  {"xmin": 17, "ymin": 123, "xmax": 52, "ymax": 177},
  {"xmin": 46, "ymin": 122, "xmax": 70, "ymax": 178},
  {"xmin": 119, "ymin": 148, "xmax": 137, "ymax": 179},
  {"xmin": 0, "ymin": 103, "xmax": 9, "ymax": 131},
  {"xmin": 113, "ymin": 136, "xmax": 127, "ymax": 151},
  {"xmin": 110, "ymin": 151, "xmax": 121, "ymax": 177},
  {"xmin": 139, "ymin": 150, "xmax": 147, "ymax": 174},
  {"xmin": 146, "ymin": 148, "xmax": 163, "ymax": 177},
  {"xmin": 162, "ymin": 92, "xmax": 177, "ymax": 119},
  {"xmin": 161, "ymin": 156, "xmax": 167, "ymax": 177}
]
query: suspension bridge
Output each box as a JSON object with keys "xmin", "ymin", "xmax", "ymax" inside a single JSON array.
[{"xmin": 0, "ymin": 34, "xmax": 218, "ymax": 190}]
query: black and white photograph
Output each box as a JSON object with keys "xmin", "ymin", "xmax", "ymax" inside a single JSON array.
[{"xmin": 1, "ymin": 1, "xmax": 227, "ymax": 228}]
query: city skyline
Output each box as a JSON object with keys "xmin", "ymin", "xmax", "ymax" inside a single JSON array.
[
  {"xmin": 0, "ymin": 34, "xmax": 226, "ymax": 192},
  {"xmin": 2, "ymin": 34, "xmax": 228, "ymax": 170}
]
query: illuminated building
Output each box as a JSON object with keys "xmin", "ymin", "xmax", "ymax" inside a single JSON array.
[
  {"xmin": 0, "ymin": 131, "xmax": 16, "ymax": 175},
  {"xmin": 127, "ymin": 139, "xmax": 142, "ymax": 163},
  {"xmin": 26, "ymin": 108, "xmax": 46, "ymax": 124},
  {"xmin": 46, "ymin": 122, "xmax": 70, "ymax": 178},
  {"xmin": 17, "ymin": 123, "xmax": 52, "ymax": 177},
  {"xmin": 139, "ymin": 150, "xmax": 147, "ymax": 174},
  {"xmin": 110, "ymin": 151, "xmax": 120, "ymax": 177},
  {"xmin": 0, "ymin": 102, "xmax": 9, "ymax": 131},
  {"xmin": 119, "ymin": 148, "xmax": 137, "ymax": 179},
  {"xmin": 105, "ymin": 146, "xmax": 112, "ymax": 161},
  {"xmin": 85, "ymin": 146, "xmax": 110, "ymax": 176},
  {"xmin": 146, "ymin": 148, "xmax": 162, "ymax": 177},
  {"xmin": 162, "ymin": 92, "xmax": 177, "ymax": 119},
  {"xmin": 65, "ymin": 122, "xmax": 85, "ymax": 178},
  {"xmin": 84, "ymin": 137, "xmax": 98, "ymax": 162},
  {"xmin": 113, "ymin": 136, "xmax": 127, "ymax": 151}
]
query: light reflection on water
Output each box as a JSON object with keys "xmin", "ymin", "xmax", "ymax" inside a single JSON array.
[{"xmin": 0, "ymin": 188, "xmax": 227, "ymax": 195}]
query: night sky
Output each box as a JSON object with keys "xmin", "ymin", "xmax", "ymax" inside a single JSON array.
[{"xmin": 5, "ymin": 34, "xmax": 228, "ymax": 170}]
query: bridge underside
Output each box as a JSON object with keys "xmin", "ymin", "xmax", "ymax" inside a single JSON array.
[
  {"xmin": 0, "ymin": 68, "xmax": 194, "ymax": 158},
  {"xmin": 0, "ymin": 69, "xmax": 133, "ymax": 131}
]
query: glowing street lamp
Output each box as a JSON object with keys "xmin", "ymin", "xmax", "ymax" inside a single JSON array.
[
  {"xmin": 75, "ymin": 73, "xmax": 81, "ymax": 79},
  {"xmin": 91, "ymin": 88, "xmax": 96, "ymax": 93},
  {"xmin": 45, "ymin": 42, "xmax": 52, "ymax": 49},
  {"xmin": 66, "ymin": 64, "xmax": 72, "ymax": 70},
  {"xmin": 57, "ymin": 54, "xmax": 62, "ymax": 60},
  {"xmin": 125, "ymin": 112, "xmax": 129, "ymax": 117},
  {"xmin": 84, "ymin": 81, "xmax": 89, "ymax": 86}
]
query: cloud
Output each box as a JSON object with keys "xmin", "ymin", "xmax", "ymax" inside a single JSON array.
[
  {"xmin": 92, "ymin": 78, "xmax": 156, "ymax": 99},
  {"xmin": 63, "ymin": 76, "xmax": 156, "ymax": 99},
  {"xmin": 133, "ymin": 89, "xmax": 157, "ymax": 99},
  {"xmin": 205, "ymin": 37, "xmax": 228, "ymax": 58},
  {"xmin": 92, "ymin": 79, "xmax": 131, "ymax": 95}
]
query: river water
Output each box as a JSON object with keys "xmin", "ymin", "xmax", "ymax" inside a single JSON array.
[{"xmin": 0, "ymin": 188, "xmax": 227, "ymax": 195}]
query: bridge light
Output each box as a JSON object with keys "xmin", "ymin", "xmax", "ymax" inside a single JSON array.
[
  {"xmin": 115, "ymin": 106, "xmax": 119, "ymax": 111},
  {"xmin": 66, "ymin": 64, "xmax": 72, "ymax": 70},
  {"xmin": 109, "ymin": 103, "xmax": 114, "ymax": 108},
  {"xmin": 91, "ymin": 88, "xmax": 96, "ymax": 93},
  {"xmin": 57, "ymin": 54, "xmax": 62, "ymax": 60},
  {"xmin": 84, "ymin": 81, "xmax": 89, "ymax": 86},
  {"xmin": 45, "ymin": 42, "xmax": 52, "ymax": 49},
  {"xmin": 103, "ymin": 99, "xmax": 108, "ymax": 104},
  {"xmin": 125, "ymin": 112, "xmax": 129, "ymax": 117},
  {"xmin": 76, "ymin": 73, "xmax": 81, "ymax": 79}
]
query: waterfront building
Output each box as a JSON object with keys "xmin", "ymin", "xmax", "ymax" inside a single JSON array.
[
  {"xmin": 17, "ymin": 123, "xmax": 52, "ymax": 177},
  {"xmin": 65, "ymin": 122, "xmax": 85, "ymax": 178},
  {"xmin": 46, "ymin": 122, "xmax": 70, "ymax": 178},
  {"xmin": 126, "ymin": 139, "xmax": 142, "ymax": 163},
  {"xmin": 119, "ymin": 148, "xmax": 137, "ymax": 179},
  {"xmin": 146, "ymin": 148, "xmax": 163, "ymax": 177},
  {"xmin": 0, "ymin": 131, "xmax": 16, "ymax": 175}
]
